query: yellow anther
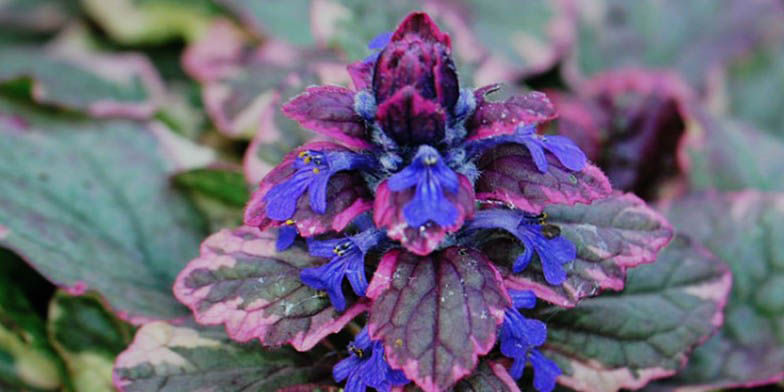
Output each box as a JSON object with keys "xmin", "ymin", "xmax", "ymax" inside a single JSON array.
[
  {"xmin": 285, "ymin": 219, "xmax": 295, "ymax": 225},
  {"xmin": 395, "ymin": 338, "xmax": 403, "ymax": 348},
  {"xmin": 312, "ymin": 168, "xmax": 320, "ymax": 174},
  {"xmin": 303, "ymin": 156, "xmax": 311, "ymax": 163},
  {"xmin": 298, "ymin": 151, "xmax": 308, "ymax": 157},
  {"xmin": 423, "ymin": 155, "xmax": 438, "ymax": 165}
]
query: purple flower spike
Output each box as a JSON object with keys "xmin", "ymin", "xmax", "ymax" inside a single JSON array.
[
  {"xmin": 469, "ymin": 209, "xmax": 576, "ymax": 285},
  {"xmin": 516, "ymin": 125, "xmax": 587, "ymax": 173},
  {"xmin": 263, "ymin": 149, "xmax": 371, "ymax": 221},
  {"xmin": 388, "ymin": 145, "xmax": 460, "ymax": 228},
  {"xmin": 300, "ymin": 228, "xmax": 384, "ymax": 311},
  {"xmin": 333, "ymin": 327, "xmax": 410, "ymax": 392}
]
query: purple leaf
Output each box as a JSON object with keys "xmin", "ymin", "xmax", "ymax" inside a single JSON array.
[
  {"xmin": 173, "ymin": 227, "xmax": 367, "ymax": 351},
  {"xmin": 282, "ymin": 86, "xmax": 371, "ymax": 149},
  {"xmin": 652, "ymin": 191, "xmax": 784, "ymax": 389},
  {"xmin": 347, "ymin": 60, "xmax": 373, "ymax": 90},
  {"xmin": 538, "ymin": 234, "xmax": 732, "ymax": 392},
  {"xmin": 244, "ymin": 142, "xmax": 372, "ymax": 238},
  {"xmin": 483, "ymin": 193, "xmax": 672, "ymax": 307},
  {"xmin": 467, "ymin": 84, "xmax": 557, "ymax": 141},
  {"xmin": 476, "ymin": 143, "xmax": 611, "ymax": 214},
  {"xmin": 373, "ymin": 175, "xmax": 475, "ymax": 256},
  {"xmin": 366, "ymin": 248, "xmax": 509, "ymax": 391}
]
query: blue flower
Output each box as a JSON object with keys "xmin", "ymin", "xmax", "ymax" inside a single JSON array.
[
  {"xmin": 515, "ymin": 124, "xmax": 586, "ymax": 173},
  {"xmin": 263, "ymin": 150, "xmax": 371, "ymax": 221},
  {"xmin": 275, "ymin": 224, "xmax": 298, "ymax": 251},
  {"xmin": 334, "ymin": 327, "xmax": 409, "ymax": 392},
  {"xmin": 300, "ymin": 228, "xmax": 384, "ymax": 311},
  {"xmin": 500, "ymin": 290, "xmax": 561, "ymax": 392},
  {"xmin": 363, "ymin": 31, "xmax": 393, "ymax": 64},
  {"xmin": 464, "ymin": 124, "xmax": 586, "ymax": 174},
  {"xmin": 469, "ymin": 209, "xmax": 576, "ymax": 285},
  {"xmin": 387, "ymin": 145, "xmax": 460, "ymax": 228}
]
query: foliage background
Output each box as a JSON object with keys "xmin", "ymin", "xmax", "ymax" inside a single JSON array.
[{"xmin": 0, "ymin": 0, "xmax": 783, "ymax": 391}]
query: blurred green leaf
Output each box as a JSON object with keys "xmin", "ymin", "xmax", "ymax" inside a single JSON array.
[
  {"xmin": 0, "ymin": 0, "xmax": 80, "ymax": 33},
  {"xmin": 173, "ymin": 167, "xmax": 248, "ymax": 231},
  {"xmin": 217, "ymin": 0, "xmax": 314, "ymax": 46},
  {"xmin": 48, "ymin": 291, "xmax": 133, "ymax": 392},
  {"xmin": 0, "ymin": 97, "xmax": 207, "ymax": 322}
]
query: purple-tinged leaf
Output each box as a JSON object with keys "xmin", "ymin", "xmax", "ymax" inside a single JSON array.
[
  {"xmin": 374, "ymin": 175, "xmax": 475, "ymax": 256},
  {"xmin": 453, "ymin": 360, "xmax": 521, "ymax": 392},
  {"xmin": 113, "ymin": 320, "xmax": 329, "ymax": 392},
  {"xmin": 0, "ymin": 101, "xmax": 205, "ymax": 322},
  {"xmin": 376, "ymin": 86, "xmax": 448, "ymax": 146},
  {"xmin": 484, "ymin": 193, "xmax": 672, "ymax": 307},
  {"xmin": 347, "ymin": 60, "xmax": 373, "ymax": 90},
  {"xmin": 244, "ymin": 142, "xmax": 372, "ymax": 238},
  {"xmin": 367, "ymin": 248, "xmax": 509, "ymax": 391},
  {"xmin": 564, "ymin": 0, "xmax": 784, "ymax": 90},
  {"xmin": 389, "ymin": 11, "xmax": 451, "ymax": 47},
  {"xmin": 476, "ymin": 143, "xmax": 611, "ymax": 214},
  {"xmin": 0, "ymin": 38, "xmax": 164, "ymax": 119},
  {"xmin": 652, "ymin": 191, "xmax": 784, "ymax": 390},
  {"xmin": 174, "ymin": 227, "xmax": 367, "ymax": 351},
  {"xmin": 467, "ymin": 85, "xmax": 557, "ymax": 141},
  {"xmin": 282, "ymin": 86, "xmax": 371, "ymax": 149},
  {"xmin": 538, "ymin": 234, "xmax": 732, "ymax": 392},
  {"xmin": 550, "ymin": 69, "xmax": 693, "ymax": 199},
  {"xmin": 679, "ymin": 109, "xmax": 784, "ymax": 192}
]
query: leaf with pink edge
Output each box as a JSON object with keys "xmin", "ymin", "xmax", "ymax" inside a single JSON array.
[
  {"xmin": 0, "ymin": 97, "xmax": 206, "ymax": 322},
  {"xmin": 475, "ymin": 143, "xmax": 611, "ymax": 214},
  {"xmin": 367, "ymin": 248, "xmax": 509, "ymax": 391},
  {"xmin": 453, "ymin": 361, "xmax": 521, "ymax": 392},
  {"xmin": 0, "ymin": 31, "xmax": 164, "ymax": 119},
  {"xmin": 174, "ymin": 226, "xmax": 367, "ymax": 350},
  {"xmin": 484, "ymin": 193, "xmax": 672, "ymax": 307},
  {"xmin": 537, "ymin": 234, "xmax": 732, "ymax": 392},
  {"xmin": 282, "ymin": 85, "xmax": 370, "ymax": 149},
  {"xmin": 651, "ymin": 191, "xmax": 784, "ymax": 390},
  {"xmin": 549, "ymin": 69, "xmax": 692, "ymax": 198},
  {"xmin": 373, "ymin": 175, "xmax": 474, "ymax": 256},
  {"xmin": 112, "ymin": 320, "xmax": 329, "ymax": 392},
  {"xmin": 467, "ymin": 85, "xmax": 557, "ymax": 141},
  {"xmin": 566, "ymin": 0, "xmax": 784, "ymax": 90}
]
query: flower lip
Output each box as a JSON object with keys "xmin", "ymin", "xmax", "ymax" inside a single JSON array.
[{"xmin": 333, "ymin": 327, "xmax": 409, "ymax": 391}]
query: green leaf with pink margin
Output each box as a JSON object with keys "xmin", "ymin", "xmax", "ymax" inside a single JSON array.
[
  {"xmin": 81, "ymin": 0, "xmax": 216, "ymax": 44},
  {"xmin": 652, "ymin": 191, "xmax": 784, "ymax": 390},
  {"xmin": 113, "ymin": 320, "xmax": 329, "ymax": 392},
  {"xmin": 475, "ymin": 143, "xmax": 612, "ymax": 214},
  {"xmin": 216, "ymin": 0, "xmax": 314, "ymax": 46},
  {"xmin": 453, "ymin": 361, "xmax": 521, "ymax": 392},
  {"xmin": 0, "ymin": 97, "xmax": 206, "ymax": 322},
  {"xmin": 174, "ymin": 226, "xmax": 368, "ymax": 350},
  {"xmin": 537, "ymin": 234, "xmax": 732, "ymax": 392},
  {"xmin": 0, "ymin": 0, "xmax": 79, "ymax": 33},
  {"xmin": 173, "ymin": 166, "xmax": 249, "ymax": 231},
  {"xmin": 680, "ymin": 110, "xmax": 784, "ymax": 192},
  {"xmin": 565, "ymin": 0, "xmax": 784, "ymax": 89},
  {"xmin": 367, "ymin": 248, "xmax": 510, "ymax": 392},
  {"xmin": 488, "ymin": 193, "xmax": 673, "ymax": 307},
  {"xmin": 0, "ymin": 32, "xmax": 165, "ymax": 119}
]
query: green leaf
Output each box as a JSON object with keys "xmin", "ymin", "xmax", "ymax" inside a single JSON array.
[
  {"xmin": 0, "ymin": 98, "xmax": 207, "ymax": 322},
  {"xmin": 653, "ymin": 191, "xmax": 784, "ymax": 389},
  {"xmin": 173, "ymin": 167, "xmax": 249, "ymax": 231},
  {"xmin": 80, "ymin": 0, "xmax": 216, "ymax": 44},
  {"xmin": 48, "ymin": 291, "xmax": 133, "ymax": 392},
  {"xmin": 0, "ymin": 28, "xmax": 164, "ymax": 119},
  {"xmin": 112, "ymin": 320, "xmax": 329, "ymax": 391},
  {"xmin": 453, "ymin": 360, "xmax": 520, "ymax": 392},
  {"xmin": 568, "ymin": 0, "xmax": 783, "ymax": 88},
  {"xmin": 0, "ymin": 250, "xmax": 64, "ymax": 391},
  {"xmin": 538, "ymin": 234, "xmax": 731, "ymax": 392},
  {"xmin": 682, "ymin": 111, "xmax": 784, "ymax": 191},
  {"xmin": 217, "ymin": 0, "xmax": 314, "ymax": 46},
  {"xmin": 0, "ymin": 0, "xmax": 80, "ymax": 33}
]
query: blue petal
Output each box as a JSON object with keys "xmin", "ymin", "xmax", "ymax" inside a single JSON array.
[
  {"xmin": 345, "ymin": 254, "xmax": 368, "ymax": 297},
  {"xmin": 353, "ymin": 327, "xmax": 373, "ymax": 350},
  {"xmin": 334, "ymin": 356, "xmax": 361, "ymax": 382},
  {"xmin": 387, "ymin": 164, "xmax": 419, "ymax": 192},
  {"xmin": 368, "ymin": 31, "xmax": 392, "ymax": 49},
  {"xmin": 263, "ymin": 171, "xmax": 312, "ymax": 221},
  {"xmin": 542, "ymin": 135, "xmax": 587, "ymax": 172},
  {"xmin": 307, "ymin": 238, "xmax": 344, "ymax": 258},
  {"xmin": 523, "ymin": 138, "xmax": 548, "ymax": 173},
  {"xmin": 345, "ymin": 374, "xmax": 367, "ymax": 392},
  {"xmin": 275, "ymin": 226, "xmax": 298, "ymax": 251},
  {"xmin": 308, "ymin": 171, "xmax": 331, "ymax": 214},
  {"xmin": 404, "ymin": 177, "xmax": 458, "ymax": 227},
  {"xmin": 500, "ymin": 309, "xmax": 547, "ymax": 358},
  {"xmin": 509, "ymin": 357, "xmax": 526, "ymax": 380},
  {"xmin": 468, "ymin": 209, "xmax": 521, "ymax": 233},
  {"xmin": 530, "ymin": 350, "xmax": 561, "ymax": 392},
  {"xmin": 534, "ymin": 232, "xmax": 575, "ymax": 285},
  {"xmin": 509, "ymin": 289, "xmax": 537, "ymax": 309},
  {"xmin": 513, "ymin": 244, "xmax": 535, "ymax": 274},
  {"xmin": 300, "ymin": 259, "xmax": 348, "ymax": 311}
]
